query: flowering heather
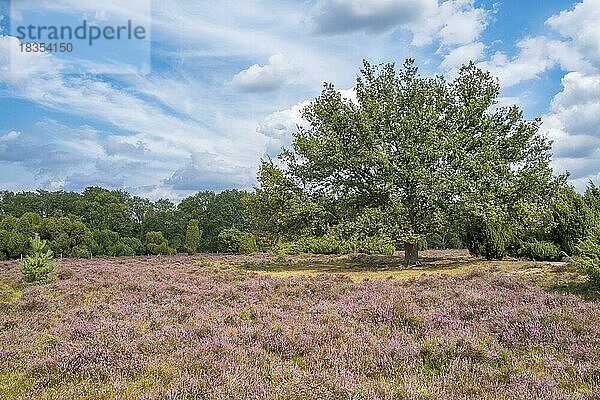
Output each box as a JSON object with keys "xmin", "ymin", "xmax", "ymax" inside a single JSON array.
[{"xmin": 0, "ymin": 255, "xmax": 599, "ymax": 399}]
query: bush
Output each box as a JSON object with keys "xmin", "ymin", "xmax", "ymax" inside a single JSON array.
[
  {"xmin": 218, "ymin": 229, "xmax": 257, "ymax": 254},
  {"xmin": 572, "ymin": 221, "xmax": 600, "ymax": 286},
  {"xmin": 120, "ymin": 237, "xmax": 144, "ymax": 255},
  {"xmin": 357, "ymin": 237, "xmax": 395, "ymax": 255},
  {"xmin": 70, "ymin": 245, "xmax": 91, "ymax": 258},
  {"xmin": 185, "ymin": 219, "xmax": 202, "ymax": 255},
  {"xmin": 306, "ymin": 236, "xmax": 345, "ymax": 254},
  {"xmin": 20, "ymin": 234, "xmax": 58, "ymax": 285},
  {"xmin": 521, "ymin": 241, "xmax": 560, "ymax": 261},
  {"xmin": 465, "ymin": 217, "xmax": 512, "ymax": 260},
  {"xmin": 238, "ymin": 233, "xmax": 257, "ymax": 254},
  {"xmin": 145, "ymin": 231, "xmax": 176, "ymax": 255},
  {"xmin": 43, "ymin": 216, "xmax": 94, "ymax": 257},
  {"xmin": 272, "ymin": 236, "xmax": 395, "ymax": 256},
  {"xmin": 92, "ymin": 229, "xmax": 120, "ymax": 256},
  {"xmin": 7, "ymin": 232, "xmax": 29, "ymax": 258},
  {"xmin": 0, "ymin": 229, "xmax": 10, "ymax": 260},
  {"xmin": 112, "ymin": 241, "xmax": 135, "ymax": 256},
  {"xmin": 551, "ymin": 186, "xmax": 588, "ymax": 255}
]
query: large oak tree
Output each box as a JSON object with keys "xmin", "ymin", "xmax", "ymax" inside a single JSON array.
[{"xmin": 261, "ymin": 60, "xmax": 556, "ymax": 265}]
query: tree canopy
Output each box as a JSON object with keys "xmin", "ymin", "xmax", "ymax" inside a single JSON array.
[{"xmin": 258, "ymin": 59, "xmax": 557, "ymax": 264}]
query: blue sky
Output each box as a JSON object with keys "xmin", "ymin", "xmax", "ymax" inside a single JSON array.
[{"xmin": 1, "ymin": 0, "xmax": 599, "ymax": 200}]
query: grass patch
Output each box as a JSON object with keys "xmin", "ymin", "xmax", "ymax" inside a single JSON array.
[{"xmin": 0, "ymin": 283, "xmax": 22, "ymax": 305}]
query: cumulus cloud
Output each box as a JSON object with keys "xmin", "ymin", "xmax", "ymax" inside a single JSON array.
[
  {"xmin": 546, "ymin": 0, "xmax": 600, "ymax": 68},
  {"xmin": 257, "ymin": 101, "xmax": 311, "ymax": 156},
  {"xmin": 472, "ymin": 0, "xmax": 600, "ymax": 189},
  {"xmin": 477, "ymin": 0, "xmax": 599, "ymax": 88},
  {"xmin": 478, "ymin": 37, "xmax": 593, "ymax": 88},
  {"xmin": 310, "ymin": 0, "xmax": 436, "ymax": 34},
  {"xmin": 164, "ymin": 152, "xmax": 255, "ymax": 191},
  {"xmin": 0, "ymin": 131, "xmax": 21, "ymax": 142},
  {"xmin": 227, "ymin": 54, "xmax": 297, "ymax": 93},
  {"xmin": 410, "ymin": 0, "xmax": 488, "ymax": 47},
  {"xmin": 543, "ymin": 72, "xmax": 600, "ymax": 186},
  {"xmin": 441, "ymin": 42, "xmax": 485, "ymax": 70}
]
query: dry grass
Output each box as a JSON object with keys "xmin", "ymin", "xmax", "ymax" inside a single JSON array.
[{"xmin": 222, "ymin": 250, "xmax": 599, "ymax": 301}]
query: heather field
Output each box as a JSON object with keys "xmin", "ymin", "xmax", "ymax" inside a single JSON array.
[{"xmin": 1, "ymin": 252, "xmax": 599, "ymax": 399}]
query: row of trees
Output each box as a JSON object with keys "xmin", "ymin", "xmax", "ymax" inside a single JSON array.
[
  {"xmin": 0, "ymin": 188, "xmax": 249, "ymax": 257},
  {"xmin": 0, "ymin": 212, "xmax": 208, "ymax": 259}
]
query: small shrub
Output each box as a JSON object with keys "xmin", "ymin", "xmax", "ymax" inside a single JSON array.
[
  {"xmin": 273, "ymin": 236, "xmax": 395, "ymax": 256},
  {"xmin": 145, "ymin": 231, "xmax": 176, "ymax": 255},
  {"xmin": 465, "ymin": 217, "xmax": 512, "ymax": 260},
  {"xmin": 572, "ymin": 228, "xmax": 600, "ymax": 286},
  {"xmin": 185, "ymin": 219, "xmax": 202, "ymax": 255},
  {"xmin": 70, "ymin": 245, "xmax": 91, "ymax": 258},
  {"xmin": 521, "ymin": 241, "xmax": 560, "ymax": 261},
  {"xmin": 238, "ymin": 233, "xmax": 257, "ymax": 254},
  {"xmin": 113, "ymin": 241, "xmax": 135, "ymax": 256},
  {"xmin": 20, "ymin": 234, "xmax": 58, "ymax": 285},
  {"xmin": 307, "ymin": 236, "xmax": 344, "ymax": 255},
  {"xmin": 218, "ymin": 229, "xmax": 257, "ymax": 254},
  {"xmin": 357, "ymin": 237, "xmax": 395, "ymax": 255}
]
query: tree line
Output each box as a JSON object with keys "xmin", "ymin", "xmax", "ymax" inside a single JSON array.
[{"xmin": 0, "ymin": 188, "xmax": 250, "ymax": 259}]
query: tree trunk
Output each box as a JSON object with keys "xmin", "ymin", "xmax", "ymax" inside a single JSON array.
[{"xmin": 404, "ymin": 242, "xmax": 419, "ymax": 266}]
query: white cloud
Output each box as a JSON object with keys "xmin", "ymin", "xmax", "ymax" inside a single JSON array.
[
  {"xmin": 410, "ymin": 0, "xmax": 488, "ymax": 47},
  {"xmin": 438, "ymin": 2, "xmax": 488, "ymax": 46},
  {"xmin": 257, "ymin": 100, "xmax": 311, "ymax": 156},
  {"xmin": 477, "ymin": 0, "xmax": 599, "ymax": 88},
  {"xmin": 227, "ymin": 54, "xmax": 297, "ymax": 92},
  {"xmin": 543, "ymin": 72, "xmax": 600, "ymax": 184},
  {"xmin": 0, "ymin": 131, "xmax": 21, "ymax": 142},
  {"xmin": 441, "ymin": 42, "xmax": 485, "ymax": 70},
  {"xmin": 477, "ymin": 36, "xmax": 594, "ymax": 88},
  {"xmin": 546, "ymin": 0, "xmax": 600, "ymax": 68}
]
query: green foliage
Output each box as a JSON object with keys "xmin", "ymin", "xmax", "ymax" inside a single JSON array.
[
  {"xmin": 0, "ymin": 229, "xmax": 12, "ymax": 260},
  {"xmin": 6, "ymin": 232, "xmax": 28, "ymax": 259},
  {"xmin": 244, "ymin": 162, "xmax": 327, "ymax": 246},
  {"xmin": 179, "ymin": 190, "xmax": 249, "ymax": 252},
  {"xmin": 41, "ymin": 216, "xmax": 94, "ymax": 257},
  {"xmin": 218, "ymin": 229, "xmax": 257, "ymax": 254},
  {"xmin": 70, "ymin": 245, "xmax": 91, "ymax": 258},
  {"xmin": 427, "ymin": 230, "xmax": 463, "ymax": 249},
  {"xmin": 185, "ymin": 219, "xmax": 202, "ymax": 255},
  {"xmin": 120, "ymin": 237, "xmax": 144, "ymax": 255},
  {"xmin": 92, "ymin": 229, "xmax": 120, "ymax": 256},
  {"xmin": 112, "ymin": 241, "xmax": 135, "ymax": 256},
  {"xmin": 551, "ymin": 185, "xmax": 588, "ymax": 255},
  {"xmin": 20, "ymin": 234, "xmax": 58, "ymax": 285},
  {"xmin": 273, "ymin": 235, "xmax": 395, "ymax": 256},
  {"xmin": 249, "ymin": 59, "xmax": 555, "ymax": 264},
  {"xmin": 145, "ymin": 231, "xmax": 175, "ymax": 255},
  {"xmin": 572, "ymin": 218, "xmax": 600, "ymax": 286},
  {"xmin": 521, "ymin": 241, "xmax": 560, "ymax": 261},
  {"xmin": 0, "ymin": 216, "xmax": 19, "ymax": 232},
  {"xmin": 356, "ymin": 237, "xmax": 395, "ymax": 255},
  {"xmin": 465, "ymin": 216, "xmax": 512, "ymax": 260}
]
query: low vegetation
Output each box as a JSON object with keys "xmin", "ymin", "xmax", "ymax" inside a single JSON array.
[
  {"xmin": 0, "ymin": 253, "xmax": 598, "ymax": 399},
  {"xmin": 19, "ymin": 234, "xmax": 58, "ymax": 285}
]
